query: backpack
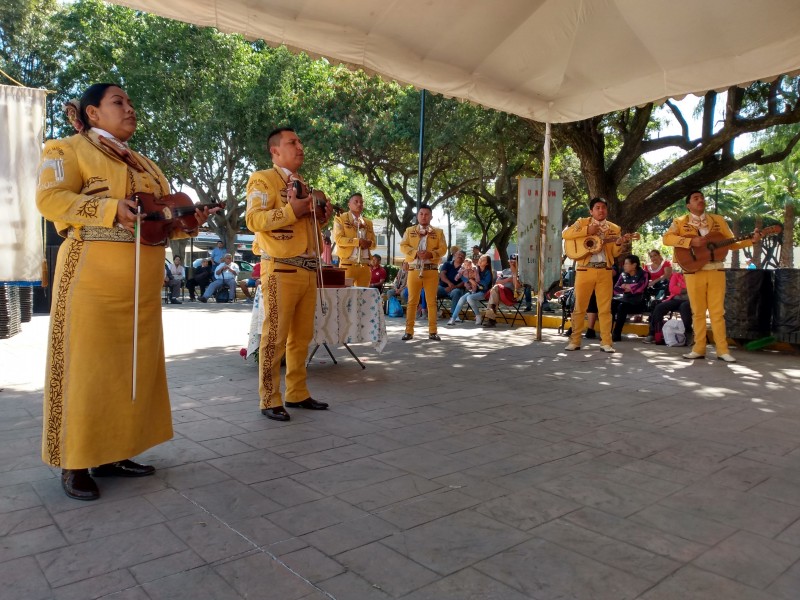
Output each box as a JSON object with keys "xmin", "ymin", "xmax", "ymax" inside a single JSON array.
[
  {"xmin": 387, "ymin": 295, "xmax": 404, "ymax": 317},
  {"xmin": 214, "ymin": 287, "xmax": 231, "ymax": 303},
  {"xmin": 662, "ymin": 318, "xmax": 686, "ymax": 346}
]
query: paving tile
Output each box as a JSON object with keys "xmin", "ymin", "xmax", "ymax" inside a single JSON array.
[
  {"xmin": 531, "ymin": 519, "xmax": 681, "ymax": 583},
  {"xmin": 214, "ymin": 551, "xmax": 317, "ymax": 600},
  {"xmin": 316, "ymin": 571, "xmax": 391, "ymax": 600},
  {"xmin": 251, "ymin": 478, "xmax": 324, "ymax": 508},
  {"xmin": 280, "ymin": 546, "xmax": 345, "ymax": 582},
  {"xmin": 234, "ymin": 425, "xmax": 330, "ymax": 450},
  {"xmin": 156, "ymin": 462, "xmax": 230, "ymax": 490},
  {"xmin": 776, "ymin": 517, "xmax": 800, "ymax": 546},
  {"xmin": 0, "ymin": 556, "xmax": 54, "ymax": 600},
  {"xmin": 767, "ymin": 560, "xmax": 800, "ymax": 600},
  {"xmin": 173, "ymin": 418, "xmax": 249, "ymax": 442},
  {"xmin": 198, "ymin": 436, "xmax": 257, "ymax": 457},
  {"xmin": 433, "ymin": 472, "xmax": 513, "ymax": 502},
  {"xmin": 36, "ymin": 523, "xmax": 187, "ymax": 586},
  {"xmin": 183, "ymin": 479, "xmax": 282, "ymax": 521},
  {"xmin": 750, "ymin": 476, "xmax": 800, "ymax": 507},
  {"xmin": 476, "ymin": 487, "xmax": 582, "ymax": 530},
  {"xmin": 165, "ymin": 513, "xmax": 255, "ymax": 562},
  {"xmin": 0, "ymin": 505, "xmax": 53, "ymax": 536},
  {"xmin": 659, "ymin": 481, "xmax": 800, "ymax": 536},
  {"xmin": 267, "ymin": 496, "xmax": 368, "ymax": 537},
  {"xmin": 382, "ymin": 510, "xmax": 529, "ymax": 576},
  {"xmin": 143, "ymin": 565, "xmax": 243, "ymax": 600},
  {"xmin": 337, "ymin": 541, "xmax": 439, "ymax": 597},
  {"xmin": 377, "ymin": 490, "xmax": 480, "ymax": 529},
  {"xmin": 348, "ymin": 433, "xmax": 408, "ymax": 452},
  {"xmin": 291, "ymin": 443, "xmax": 376, "ymax": 469},
  {"xmin": 475, "ymin": 537, "xmax": 652, "ymax": 600},
  {"xmin": 0, "ymin": 523, "xmax": 67, "ymax": 563},
  {"xmin": 692, "ymin": 530, "xmax": 800, "ymax": 589},
  {"xmin": 639, "ymin": 565, "xmax": 777, "ymax": 600},
  {"xmin": 0, "ymin": 482, "xmax": 42, "ymax": 513},
  {"xmin": 648, "ymin": 440, "xmax": 741, "ymax": 474},
  {"xmin": 373, "ymin": 447, "xmax": 467, "ymax": 479},
  {"xmin": 629, "ymin": 504, "xmax": 737, "ymax": 546},
  {"xmin": 224, "ymin": 516, "xmax": 296, "ymax": 549},
  {"xmin": 52, "ymin": 569, "xmax": 137, "ymax": 600},
  {"xmin": 144, "ymin": 488, "xmax": 204, "ymax": 520},
  {"xmin": 269, "ymin": 435, "xmax": 354, "ymax": 459},
  {"xmin": 290, "ymin": 457, "xmax": 408, "ymax": 496},
  {"xmin": 535, "ymin": 473, "xmax": 663, "ymax": 517},
  {"xmin": 129, "ymin": 548, "xmax": 206, "ymax": 584},
  {"xmin": 336, "ymin": 474, "xmax": 442, "ymax": 512},
  {"xmin": 0, "ymin": 465, "xmax": 57, "ymax": 488},
  {"xmin": 53, "ymin": 496, "xmax": 165, "ymax": 543},
  {"xmin": 399, "ymin": 567, "xmax": 531, "ymax": 600},
  {"xmin": 301, "ymin": 514, "xmax": 398, "ymax": 556},
  {"xmin": 138, "ymin": 437, "xmax": 220, "ymax": 467},
  {"xmin": 208, "ymin": 450, "xmax": 306, "ymax": 485},
  {"xmin": 564, "ymin": 507, "xmax": 708, "ymax": 563}
]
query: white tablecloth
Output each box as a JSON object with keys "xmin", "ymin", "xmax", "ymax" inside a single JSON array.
[{"xmin": 246, "ymin": 286, "xmax": 387, "ymax": 358}]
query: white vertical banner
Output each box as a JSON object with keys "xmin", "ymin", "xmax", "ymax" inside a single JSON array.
[
  {"xmin": 517, "ymin": 178, "xmax": 563, "ymax": 291},
  {"xmin": 0, "ymin": 85, "xmax": 46, "ymax": 284}
]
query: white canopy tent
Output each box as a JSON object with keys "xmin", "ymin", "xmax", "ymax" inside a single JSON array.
[
  {"xmin": 104, "ymin": 0, "xmax": 800, "ymax": 338},
  {"xmin": 107, "ymin": 0, "xmax": 800, "ymax": 123}
]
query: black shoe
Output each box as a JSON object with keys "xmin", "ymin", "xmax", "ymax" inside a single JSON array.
[
  {"xmin": 483, "ymin": 319, "xmax": 497, "ymax": 328},
  {"xmin": 170, "ymin": 298, "xmax": 182, "ymax": 304},
  {"xmin": 61, "ymin": 469, "xmax": 99, "ymax": 501},
  {"xmin": 198, "ymin": 297, "xmax": 207, "ymax": 303},
  {"xmin": 429, "ymin": 333, "xmax": 442, "ymax": 341},
  {"xmin": 285, "ymin": 397, "xmax": 329, "ymax": 410},
  {"xmin": 612, "ymin": 335, "xmax": 622, "ymax": 343},
  {"xmin": 262, "ymin": 407, "xmax": 291, "ymax": 421},
  {"xmin": 585, "ymin": 328, "xmax": 596, "ymax": 339},
  {"xmin": 401, "ymin": 333, "xmax": 413, "ymax": 341},
  {"xmin": 91, "ymin": 459, "xmax": 155, "ymax": 478},
  {"xmin": 524, "ymin": 306, "xmax": 533, "ymax": 312}
]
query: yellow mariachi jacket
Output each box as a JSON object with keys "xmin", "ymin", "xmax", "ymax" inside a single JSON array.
[
  {"xmin": 399, "ymin": 225, "xmax": 446, "ymax": 265},
  {"xmin": 245, "ymin": 166, "xmax": 322, "ymax": 258},
  {"xmin": 663, "ymin": 213, "xmax": 749, "ymax": 251},
  {"xmin": 36, "ymin": 132, "xmax": 169, "ymax": 237},
  {"xmin": 562, "ymin": 217, "xmax": 623, "ymax": 266},
  {"xmin": 332, "ymin": 212, "xmax": 377, "ymax": 263}
]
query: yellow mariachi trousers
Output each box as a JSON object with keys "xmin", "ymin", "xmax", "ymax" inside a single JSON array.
[
  {"xmin": 405, "ymin": 269, "xmax": 440, "ymax": 334},
  {"xmin": 685, "ymin": 269, "xmax": 728, "ymax": 355},
  {"xmin": 569, "ymin": 267, "xmax": 614, "ymax": 347},
  {"xmin": 259, "ymin": 260, "xmax": 316, "ymax": 409},
  {"xmin": 341, "ymin": 263, "xmax": 371, "ymax": 287}
]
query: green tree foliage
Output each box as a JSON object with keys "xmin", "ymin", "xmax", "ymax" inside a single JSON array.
[{"xmin": 0, "ymin": 0, "xmax": 65, "ymax": 88}]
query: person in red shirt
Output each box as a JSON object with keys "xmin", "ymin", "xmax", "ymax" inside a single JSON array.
[
  {"xmin": 238, "ymin": 261, "xmax": 261, "ymax": 303},
  {"xmin": 369, "ymin": 254, "xmax": 387, "ymax": 291}
]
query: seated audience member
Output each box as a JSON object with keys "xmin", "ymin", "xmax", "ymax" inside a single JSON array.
[
  {"xmin": 611, "ymin": 255, "xmax": 649, "ymax": 342},
  {"xmin": 646, "ymin": 249, "xmax": 672, "ymax": 293},
  {"xmin": 187, "ymin": 258, "xmax": 213, "ymax": 301},
  {"xmin": 438, "ymin": 250, "xmax": 466, "ymax": 314},
  {"xmin": 386, "ymin": 262, "xmax": 409, "ymax": 308},
  {"xmin": 237, "ymin": 261, "xmax": 261, "ymax": 304},
  {"xmin": 199, "ymin": 253, "xmax": 239, "ymax": 303},
  {"xmin": 447, "ymin": 254, "xmax": 493, "ymax": 326},
  {"xmin": 483, "ymin": 253, "xmax": 525, "ymax": 328},
  {"xmin": 369, "ymin": 255, "xmax": 387, "ymax": 291},
  {"xmin": 164, "ymin": 256, "xmax": 185, "ymax": 304},
  {"xmin": 644, "ymin": 270, "xmax": 693, "ymax": 344}
]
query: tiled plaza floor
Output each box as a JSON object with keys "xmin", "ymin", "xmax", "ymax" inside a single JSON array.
[{"xmin": 1, "ymin": 304, "xmax": 800, "ymax": 599}]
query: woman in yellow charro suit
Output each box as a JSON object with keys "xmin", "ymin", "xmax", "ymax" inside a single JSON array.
[
  {"xmin": 36, "ymin": 83, "xmax": 212, "ymax": 500},
  {"xmin": 332, "ymin": 192, "xmax": 376, "ymax": 286}
]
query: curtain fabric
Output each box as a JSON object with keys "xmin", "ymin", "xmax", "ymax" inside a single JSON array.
[{"xmin": 0, "ymin": 84, "xmax": 46, "ymax": 284}]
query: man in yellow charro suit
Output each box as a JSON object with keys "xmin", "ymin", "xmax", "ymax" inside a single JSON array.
[
  {"xmin": 245, "ymin": 127, "xmax": 333, "ymax": 421},
  {"xmin": 562, "ymin": 197, "xmax": 631, "ymax": 353},
  {"xmin": 663, "ymin": 190, "xmax": 760, "ymax": 363},
  {"xmin": 399, "ymin": 204, "xmax": 446, "ymax": 341},
  {"xmin": 333, "ymin": 192, "xmax": 376, "ymax": 286}
]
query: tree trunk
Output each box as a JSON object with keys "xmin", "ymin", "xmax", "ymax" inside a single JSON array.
[
  {"xmin": 781, "ymin": 201, "xmax": 795, "ymax": 268},
  {"xmin": 753, "ymin": 216, "xmax": 763, "ymax": 267}
]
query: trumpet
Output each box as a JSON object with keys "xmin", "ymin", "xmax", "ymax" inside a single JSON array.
[{"xmin": 416, "ymin": 225, "xmax": 430, "ymax": 278}]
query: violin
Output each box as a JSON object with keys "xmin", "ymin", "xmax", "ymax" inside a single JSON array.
[
  {"xmin": 291, "ymin": 181, "xmax": 343, "ymax": 219},
  {"xmin": 130, "ymin": 192, "xmax": 225, "ymax": 245}
]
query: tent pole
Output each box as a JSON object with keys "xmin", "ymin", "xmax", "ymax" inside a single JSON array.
[{"xmin": 536, "ymin": 122, "xmax": 552, "ymax": 341}]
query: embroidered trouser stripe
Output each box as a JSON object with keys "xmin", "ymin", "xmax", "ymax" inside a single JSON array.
[
  {"xmin": 685, "ymin": 270, "xmax": 728, "ymax": 355},
  {"xmin": 259, "ymin": 261, "xmax": 316, "ymax": 409}
]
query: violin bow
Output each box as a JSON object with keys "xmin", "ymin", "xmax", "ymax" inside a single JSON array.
[
  {"xmin": 131, "ymin": 205, "xmax": 141, "ymax": 402},
  {"xmin": 310, "ymin": 188, "xmax": 328, "ymax": 316}
]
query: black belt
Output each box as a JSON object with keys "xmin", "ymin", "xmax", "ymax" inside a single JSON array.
[{"xmin": 268, "ymin": 256, "xmax": 318, "ymax": 271}]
